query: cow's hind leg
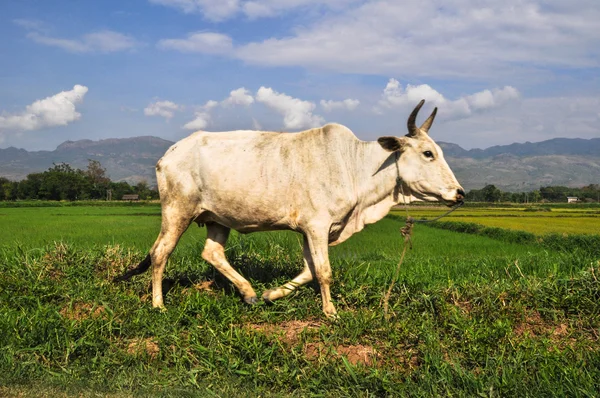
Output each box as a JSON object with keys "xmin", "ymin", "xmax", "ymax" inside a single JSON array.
[
  {"xmin": 113, "ymin": 205, "xmax": 192, "ymax": 310},
  {"xmin": 149, "ymin": 205, "xmax": 193, "ymax": 309},
  {"xmin": 262, "ymin": 235, "xmax": 313, "ymax": 302},
  {"xmin": 202, "ymin": 223, "xmax": 258, "ymax": 304}
]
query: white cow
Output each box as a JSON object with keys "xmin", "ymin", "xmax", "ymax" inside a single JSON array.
[{"xmin": 115, "ymin": 100, "xmax": 464, "ymax": 317}]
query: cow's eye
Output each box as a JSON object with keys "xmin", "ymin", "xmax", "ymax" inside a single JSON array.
[{"xmin": 423, "ymin": 151, "xmax": 434, "ymax": 159}]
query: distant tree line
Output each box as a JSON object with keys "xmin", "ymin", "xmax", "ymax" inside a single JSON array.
[
  {"xmin": 1, "ymin": 162, "xmax": 598, "ymax": 204},
  {"xmin": 0, "ymin": 160, "xmax": 159, "ymax": 201},
  {"xmin": 466, "ymin": 184, "xmax": 600, "ymax": 203}
]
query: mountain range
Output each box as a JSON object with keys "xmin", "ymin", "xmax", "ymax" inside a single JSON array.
[{"xmin": 1, "ymin": 136, "xmax": 599, "ymax": 192}]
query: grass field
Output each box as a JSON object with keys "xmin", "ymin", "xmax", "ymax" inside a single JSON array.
[
  {"xmin": 391, "ymin": 205, "xmax": 600, "ymax": 235},
  {"xmin": 1, "ymin": 203, "xmax": 599, "ymax": 396}
]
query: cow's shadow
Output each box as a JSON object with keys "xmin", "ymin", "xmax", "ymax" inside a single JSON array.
[{"xmin": 159, "ymin": 251, "xmax": 308, "ymax": 301}]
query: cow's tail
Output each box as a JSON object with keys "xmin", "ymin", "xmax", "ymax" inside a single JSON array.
[{"xmin": 113, "ymin": 254, "xmax": 151, "ymax": 282}]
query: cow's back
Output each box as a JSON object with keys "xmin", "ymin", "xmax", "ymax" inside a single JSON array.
[{"xmin": 156, "ymin": 124, "xmax": 360, "ymax": 232}]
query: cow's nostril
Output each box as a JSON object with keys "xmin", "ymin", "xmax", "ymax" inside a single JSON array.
[{"xmin": 456, "ymin": 188, "xmax": 465, "ymax": 201}]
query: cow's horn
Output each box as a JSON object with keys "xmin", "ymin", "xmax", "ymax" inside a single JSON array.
[
  {"xmin": 407, "ymin": 99, "xmax": 425, "ymax": 136},
  {"xmin": 419, "ymin": 107, "xmax": 437, "ymax": 134}
]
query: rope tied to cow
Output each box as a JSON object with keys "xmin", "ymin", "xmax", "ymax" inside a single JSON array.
[
  {"xmin": 408, "ymin": 201, "xmax": 464, "ymax": 224},
  {"xmin": 381, "ymin": 204, "xmax": 462, "ymax": 318},
  {"xmin": 381, "ymin": 216, "xmax": 414, "ymax": 317},
  {"xmin": 381, "ymin": 165, "xmax": 464, "ymax": 317}
]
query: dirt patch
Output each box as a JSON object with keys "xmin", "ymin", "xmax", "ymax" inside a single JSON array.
[
  {"xmin": 549, "ymin": 323, "xmax": 577, "ymax": 351},
  {"xmin": 552, "ymin": 323, "xmax": 568, "ymax": 338},
  {"xmin": 39, "ymin": 242, "xmax": 72, "ymax": 280},
  {"xmin": 247, "ymin": 320, "xmax": 381, "ymax": 367},
  {"xmin": 513, "ymin": 309, "xmax": 546, "ymax": 338},
  {"xmin": 304, "ymin": 343, "xmax": 378, "ymax": 366},
  {"xmin": 452, "ymin": 300, "xmax": 473, "ymax": 315},
  {"xmin": 96, "ymin": 244, "xmax": 141, "ymax": 280},
  {"xmin": 448, "ymin": 290, "xmax": 475, "ymax": 316},
  {"xmin": 180, "ymin": 280, "xmax": 218, "ymax": 298},
  {"xmin": 60, "ymin": 302, "xmax": 106, "ymax": 322},
  {"xmin": 513, "ymin": 309, "xmax": 577, "ymax": 351},
  {"xmin": 194, "ymin": 280, "xmax": 215, "ymax": 292},
  {"xmin": 126, "ymin": 338, "xmax": 160, "ymax": 359},
  {"xmin": 246, "ymin": 320, "xmax": 321, "ymax": 345},
  {"xmin": 513, "ymin": 309, "xmax": 569, "ymax": 339}
]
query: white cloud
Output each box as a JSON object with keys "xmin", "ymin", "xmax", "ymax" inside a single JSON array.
[
  {"xmin": 149, "ymin": 0, "xmax": 355, "ymax": 20},
  {"xmin": 203, "ymin": 100, "xmax": 219, "ymax": 110},
  {"xmin": 377, "ymin": 78, "xmax": 519, "ymax": 119},
  {"xmin": 158, "ymin": 32, "xmax": 233, "ymax": 54},
  {"xmin": 255, "ymin": 87, "xmax": 324, "ymax": 130},
  {"xmin": 149, "ymin": 0, "xmax": 240, "ymax": 21},
  {"xmin": 443, "ymin": 96, "xmax": 600, "ymax": 150},
  {"xmin": 0, "ymin": 85, "xmax": 88, "ymax": 131},
  {"xmin": 466, "ymin": 87, "xmax": 520, "ymax": 111},
  {"xmin": 241, "ymin": 1, "xmax": 272, "ymax": 18},
  {"xmin": 182, "ymin": 100, "xmax": 219, "ymax": 130},
  {"xmin": 242, "ymin": 0, "xmax": 358, "ymax": 19},
  {"xmin": 183, "ymin": 112, "xmax": 211, "ymax": 130},
  {"xmin": 178, "ymin": 86, "xmax": 322, "ymax": 132},
  {"xmin": 233, "ymin": 1, "xmax": 600, "ymax": 79},
  {"xmin": 144, "ymin": 100, "xmax": 182, "ymax": 120},
  {"xmin": 221, "ymin": 87, "xmax": 254, "ymax": 107},
  {"xmin": 26, "ymin": 30, "xmax": 138, "ymax": 53},
  {"xmin": 320, "ymin": 98, "xmax": 360, "ymax": 112},
  {"xmin": 13, "ymin": 18, "xmax": 47, "ymax": 32},
  {"xmin": 170, "ymin": 88, "xmax": 253, "ymax": 131}
]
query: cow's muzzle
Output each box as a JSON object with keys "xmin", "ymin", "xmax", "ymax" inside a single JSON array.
[
  {"xmin": 443, "ymin": 188, "xmax": 465, "ymax": 207},
  {"xmin": 456, "ymin": 188, "xmax": 465, "ymax": 203}
]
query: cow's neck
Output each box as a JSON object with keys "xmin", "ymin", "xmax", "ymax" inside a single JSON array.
[
  {"xmin": 330, "ymin": 142, "xmax": 410, "ymax": 246},
  {"xmin": 355, "ymin": 141, "xmax": 409, "ymax": 207}
]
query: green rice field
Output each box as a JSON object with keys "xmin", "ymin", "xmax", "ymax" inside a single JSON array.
[
  {"xmin": 1, "ymin": 202, "xmax": 599, "ymax": 396},
  {"xmin": 391, "ymin": 205, "xmax": 600, "ymax": 235}
]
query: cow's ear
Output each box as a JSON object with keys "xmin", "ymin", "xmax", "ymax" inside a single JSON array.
[{"xmin": 377, "ymin": 136, "xmax": 407, "ymax": 152}]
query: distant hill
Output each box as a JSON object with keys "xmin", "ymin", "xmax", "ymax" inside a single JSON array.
[
  {"xmin": 439, "ymin": 138, "xmax": 600, "ymax": 158},
  {"xmin": 0, "ymin": 136, "xmax": 172, "ymax": 185},
  {"xmin": 1, "ymin": 136, "xmax": 599, "ymax": 191},
  {"xmin": 437, "ymin": 138, "xmax": 600, "ymax": 191}
]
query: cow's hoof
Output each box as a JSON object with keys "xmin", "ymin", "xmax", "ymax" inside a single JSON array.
[
  {"xmin": 261, "ymin": 290, "xmax": 274, "ymax": 304},
  {"xmin": 323, "ymin": 307, "xmax": 338, "ymax": 321},
  {"xmin": 326, "ymin": 312, "xmax": 340, "ymax": 321},
  {"xmin": 244, "ymin": 296, "xmax": 258, "ymax": 305},
  {"xmin": 152, "ymin": 300, "xmax": 166, "ymax": 312}
]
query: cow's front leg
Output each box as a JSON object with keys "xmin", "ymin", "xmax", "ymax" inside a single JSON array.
[
  {"xmin": 305, "ymin": 230, "xmax": 337, "ymax": 318},
  {"xmin": 262, "ymin": 235, "xmax": 314, "ymax": 302}
]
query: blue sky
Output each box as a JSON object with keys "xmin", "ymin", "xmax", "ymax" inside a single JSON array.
[{"xmin": 1, "ymin": 0, "xmax": 599, "ymax": 151}]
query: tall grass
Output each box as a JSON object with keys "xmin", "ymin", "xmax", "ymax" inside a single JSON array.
[{"xmin": 1, "ymin": 205, "xmax": 599, "ymax": 396}]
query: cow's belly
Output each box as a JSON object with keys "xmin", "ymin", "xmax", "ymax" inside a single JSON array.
[{"xmin": 194, "ymin": 206, "xmax": 300, "ymax": 234}]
